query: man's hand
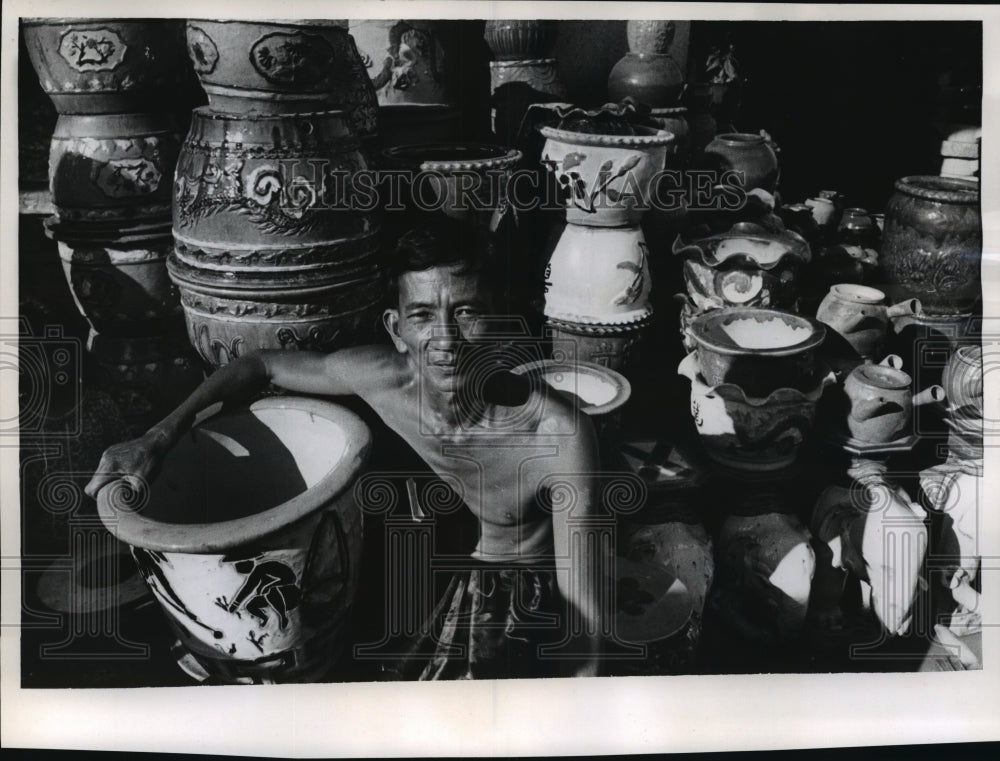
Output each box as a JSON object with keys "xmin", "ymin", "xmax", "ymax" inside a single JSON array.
[{"xmin": 84, "ymin": 429, "xmax": 169, "ymax": 500}]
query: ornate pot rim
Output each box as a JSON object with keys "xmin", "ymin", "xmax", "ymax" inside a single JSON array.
[
  {"xmin": 97, "ymin": 397, "xmax": 370, "ymax": 553},
  {"xmin": 382, "ymin": 143, "xmax": 522, "ymax": 171},
  {"xmin": 689, "ymin": 307, "xmax": 825, "ymax": 358},
  {"xmin": 673, "ymin": 223, "xmax": 811, "ymax": 269},
  {"xmin": 511, "ymin": 359, "xmax": 632, "ymax": 417},
  {"xmin": 893, "ymin": 175, "xmax": 979, "ymax": 204},
  {"xmin": 540, "ymin": 124, "xmax": 674, "ymax": 148},
  {"xmin": 678, "ymin": 352, "xmax": 832, "ymax": 405},
  {"xmin": 711, "ymin": 132, "xmax": 767, "ymax": 147},
  {"xmin": 166, "ymin": 254, "xmax": 381, "ymax": 296}
]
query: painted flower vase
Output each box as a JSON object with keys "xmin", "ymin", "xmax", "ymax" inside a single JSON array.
[{"xmin": 97, "ymin": 398, "xmax": 370, "ymax": 684}]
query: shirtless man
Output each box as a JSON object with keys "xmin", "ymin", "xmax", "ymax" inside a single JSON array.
[{"xmin": 85, "ymin": 220, "xmax": 605, "ymax": 679}]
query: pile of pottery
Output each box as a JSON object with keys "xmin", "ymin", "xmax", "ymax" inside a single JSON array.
[
  {"xmin": 678, "ymin": 307, "xmax": 831, "ymax": 471},
  {"xmin": 539, "ymin": 116, "xmax": 674, "ymax": 372},
  {"xmin": 169, "ymin": 20, "xmax": 384, "ymax": 368},
  {"xmin": 24, "ymin": 19, "xmax": 186, "ymax": 337},
  {"xmin": 350, "ymin": 20, "xmax": 460, "ymax": 147}
]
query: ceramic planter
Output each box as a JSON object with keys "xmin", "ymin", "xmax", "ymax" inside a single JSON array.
[
  {"xmin": 678, "ymin": 352, "xmax": 831, "ymax": 471},
  {"xmin": 540, "ymin": 125, "xmax": 673, "ymax": 227},
  {"xmin": 543, "ymin": 225, "xmax": 654, "ymax": 325},
  {"xmin": 168, "ymin": 254, "xmax": 384, "ymax": 369},
  {"xmin": 185, "ymin": 20, "xmax": 379, "ymax": 143},
  {"xmin": 172, "ymin": 108, "xmax": 378, "ymax": 274},
  {"xmin": 57, "ymin": 237, "xmax": 181, "ymax": 336},
  {"xmin": 97, "ymin": 397, "xmax": 369, "ymax": 684},
  {"xmin": 703, "ymin": 132, "xmax": 779, "ymax": 194},
  {"xmin": 842, "ymin": 363, "xmax": 944, "ymax": 443},
  {"xmin": 686, "ymin": 307, "xmax": 825, "ymax": 397},
  {"xmin": 349, "ymin": 20, "xmax": 451, "ymax": 106},
  {"xmin": 511, "ymin": 358, "xmax": 631, "ymax": 420},
  {"xmin": 543, "ymin": 317, "xmax": 650, "ymax": 374},
  {"xmin": 484, "ymin": 20, "xmax": 557, "ymax": 60},
  {"xmin": 881, "ymin": 176, "xmax": 981, "ymax": 314},
  {"xmin": 673, "ymin": 223, "xmax": 810, "ymax": 314},
  {"xmin": 48, "ymin": 113, "xmax": 179, "ymax": 224},
  {"xmin": 380, "ymin": 143, "xmax": 522, "ymax": 229},
  {"xmin": 22, "ymin": 19, "xmax": 184, "ymax": 114},
  {"xmin": 815, "ymin": 284, "xmax": 920, "ymax": 360}
]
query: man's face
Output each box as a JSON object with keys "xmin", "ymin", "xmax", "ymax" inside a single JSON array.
[{"xmin": 390, "ymin": 264, "xmax": 493, "ymax": 393}]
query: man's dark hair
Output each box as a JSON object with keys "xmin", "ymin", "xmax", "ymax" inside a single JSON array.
[{"xmin": 386, "ymin": 213, "xmax": 502, "ymax": 306}]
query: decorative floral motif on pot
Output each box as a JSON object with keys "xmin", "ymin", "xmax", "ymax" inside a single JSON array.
[
  {"xmin": 58, "ymin": 28, "xmax": 126, "ymax": 72},
  {"xmin": 250, "ymin": 32, "xmax": 336, "ymax": 86},
  {"xmin": 186, "ymin": 26, "xmax": 219, "ymax": 74}
]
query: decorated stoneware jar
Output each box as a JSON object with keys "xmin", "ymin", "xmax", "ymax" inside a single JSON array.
[
  {"xmin": 608, "ymin": 21, "xmax": 683, "ymax": 107},
  {"xmin": 881, "ymin": 176, "xmax": 981, "ymax": 315},
  {"xmin": 842, "ymin": 363, "xmax": 944, "ymax": 443},
  {"xmin": 48, "ymin": 113, "xmax": 179, "ymax": 224},
  {"xmin": 484, "ymin": 20, "xmax": 557, "ymax": 61},
  {"xmin": 686, "ymin": 307, "xmax": 825, "ymax": 397},
  {"xmin": 381, "ymin": 143, "xmax": 522, "ymax": 229},
  {"xmin": 185, "ymin": 20, "xmax": 379, "ymax": 143},
  {"xmin": 23, "ymin": 18, "xmax": 184, "ymax": 114},
  {"xmin": 679, "ymin": 353, "xmax": 832, "ymax": 471},
  {"xmin": 97, "ymin": 397, "xmax": 369, "ymax": 684},
  {"xmin": 350, "ymin": 20, "xmax": 452, "ymax": 106},
  {"xmin": 703, "ymin": 132, "xmax": 779, "ymax": 194},
  {"xmin": 540, "ymin": 125, "xmax": 673, "ymax": 227},
  {"xmin": 57, "ymin": 237, "xmax": 181, "ymax": 336},
  {"xmin": 172, "ymin": 108, "xmax": 378, "ymax": 279},
  {"xmin": 167, "ymin": 254, "xmax": 384, "ymax": 370},
  {"xmin": 673, "ymin": 222, "xmax": 810, "ymax": 314},
  {"xmin": 942, "ymin": 344, "xmax": 984, "ymax": 432},
  {"xmin": 815, "ymin": 284, "xmax": 920, "ymax": 361}
]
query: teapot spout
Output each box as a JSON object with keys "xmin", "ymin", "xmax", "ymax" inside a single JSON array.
[
  {"xmin": 912, "ymin": 385, "xmax": 946, "ymax": 407},
  {"xmin": 886, "ymin": 299, "xmax": 922, "ymax": 319},
  {"xmin": 877, "ymin": 354, "xmax": 904, "ymax": 370}
]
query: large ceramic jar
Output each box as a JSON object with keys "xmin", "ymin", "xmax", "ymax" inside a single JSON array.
[
  {"xmin": 484, "ymin": 20, "xmax": 557, "ymax": 61},
  {"xmin": 703, "ymin": 132, "xmax": 779, "ymax": 194},
  {"xmin": 22, "ymin": 18, "xmax": 184, "ymax": 114},
  {"xmin": 97, "ymin": 397, "xmax": 369, "ymax": 684},
  {"xmin": 881, "ymin": 176, "xmax": 982, "ymax": 315},
  {"xmin": 350, "ymin": 20, "xmax": 451, "ymax": 106},
  {"xmin": 172, "ymin": 108, "xmax": 378, "ymax": 278},
  {"xmin": 48, "ymin": 113, "xmax": 179, "ymax": 224},
  {"xmin": 381, "ymin": 143, "xmax": 521, "ymax": 229},
  {"xmin": 184, "ymin": 20, "xmax": 379, "ymax": 144},
  {"xmin": 607, "ymin": 21, "xmax": 683, "ymax": 107},
  {"xmin": 540, "ymin": 125, "xmax": 674, "ymax": 227}
]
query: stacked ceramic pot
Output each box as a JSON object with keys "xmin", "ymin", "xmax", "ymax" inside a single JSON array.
[
  {"xmin": 678, "ymin": 307, "xmax": 832, "ymax": 472},
  {"xmin": 673, "ymin": 222, "xmax": 811, "ymax": 351},
  {"xmin": 24, "ymin": 19, "xmax": 186, "ymax": 338},
  {"xmin": 484, "ymin": 20, "xmax": 568, "ymax": 146},
  {"xmin": 349, "ymin": 20, "xmax": 460, "ymax": 147},
  {"xmin": 539, "ymin": 123, "xmax": 674, "ymax": 372},
  {"xmin": 172, "ymin": 20, "xmax": 384, "ymax": 369}
]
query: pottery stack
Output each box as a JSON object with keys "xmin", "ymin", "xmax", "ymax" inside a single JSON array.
[
  {"xmin": 349, "ymin": 20, "xmax": 461, "ymax": 147},
  {"xmin": 170, "ymin": 20, "xmax": 384, "ymax": 369},
  {"xmin": 678, "ymin": 307, "xmax": 832, "ymax": 472},
  {"xmin": 539, "ymin": 120, "xmax": 674, "ymax": 373},
  {"xmin": 485, "ymin": 21, "xmax": 568, "ymax": 146}
]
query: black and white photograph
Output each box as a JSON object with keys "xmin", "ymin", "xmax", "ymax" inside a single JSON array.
[{"xmin": 1, "ymin": 0, "xmax": 998, "ymax": 756}]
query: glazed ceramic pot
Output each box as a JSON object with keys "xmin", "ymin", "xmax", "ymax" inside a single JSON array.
[
  {"xmin": 842, "ymin": 363, "xmax": 944, "ymax": 443},
  {"xmin": 48, "ymin": 113, "xmax": 179, "ymax": 224},
  {"xmin": 349, "ymin": 20, "xmax": 451, "ymax": 106},
  {"xmin": 97, "ymin": 397, "xmax": 369, "ymax": 684},
  {"xmin": 607, "ymin": 54, "xmax": 684, "ymax": 108},
  {"xmin": 57, "ymin": 237, "xmax": 181, "ymax": 336},
  {"xmin": 484, "ymin": 20, "xmax": 557, "ymax": 61},
  {"xmin": 489, "ymin": 59, "xmax": 567, "ymax": 98},
  {"xmin": 815, "ymin": 284, "xmax": 920, "ymax": 360},
  {"xmin": 881, "ymin": 176, "xmax": 981, "ymax": 315},
  {"xmin": 167, "ymin": 255, "xmax": 384, "ymax": 369},
  {"xmin": 837, "ymin": 207, "xmax": 878, "ymax": 247},
  {"xmin": 942, "ymin": 344, "xmax": 984, "ymax": 427},
  {"xmin": 686, "ymin": 307, "xmax": 825, "ymax": 397},
  {"xmin": 511, "ymin": 358, "xmax": 632, "ymax": 427},
  {"xmin": 185, "ymin": 20, "xmax": 379, "ymax": 143},
  {"xmin": 540, "ymin": 125, "xmax": 673, "ymax": 227},
  {"xmin": 22, "ymin": 19, "xmax": 184, "ymax": 114},
  {"xmin": 673, "ymin": 223, "xmax": 810, "ymax": 314},
  {"xmin": 172, "ymin": 108, "xmax": 378, "ymax": 276},
  {"xmin": 543, "ymin": 317, "xmax": 650, "ymax": 374},
  {"xmin": 380, "ymin": 143, "xmax": 522, "ymax": 229},
  {"xmin": 678, "ymin": 352, "xmax": 831, "ymax": 471},
  {"xmin": 715, "ymin": 512, "xmax": 815, "ymax": 642},
  {"xmin": 543, "ymin": 225, "xmax": 653, "ymax": 325},
  {"xmin": 703, "ymin": 132, "xmax": 779, "ymax": 194}
]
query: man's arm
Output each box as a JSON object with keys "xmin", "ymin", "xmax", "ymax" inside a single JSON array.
[
  {"xmin": 548, "ymin": 406, "xmax": 606, "ymax": 678},
  {"xmin": 84, "ymin": 346, "xmax": 395, "ymax": 499}
]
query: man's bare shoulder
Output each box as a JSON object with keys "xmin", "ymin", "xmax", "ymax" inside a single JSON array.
[{"xmin": 327, "ymin": 344, "xmax": 410, "ymax": 389}]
